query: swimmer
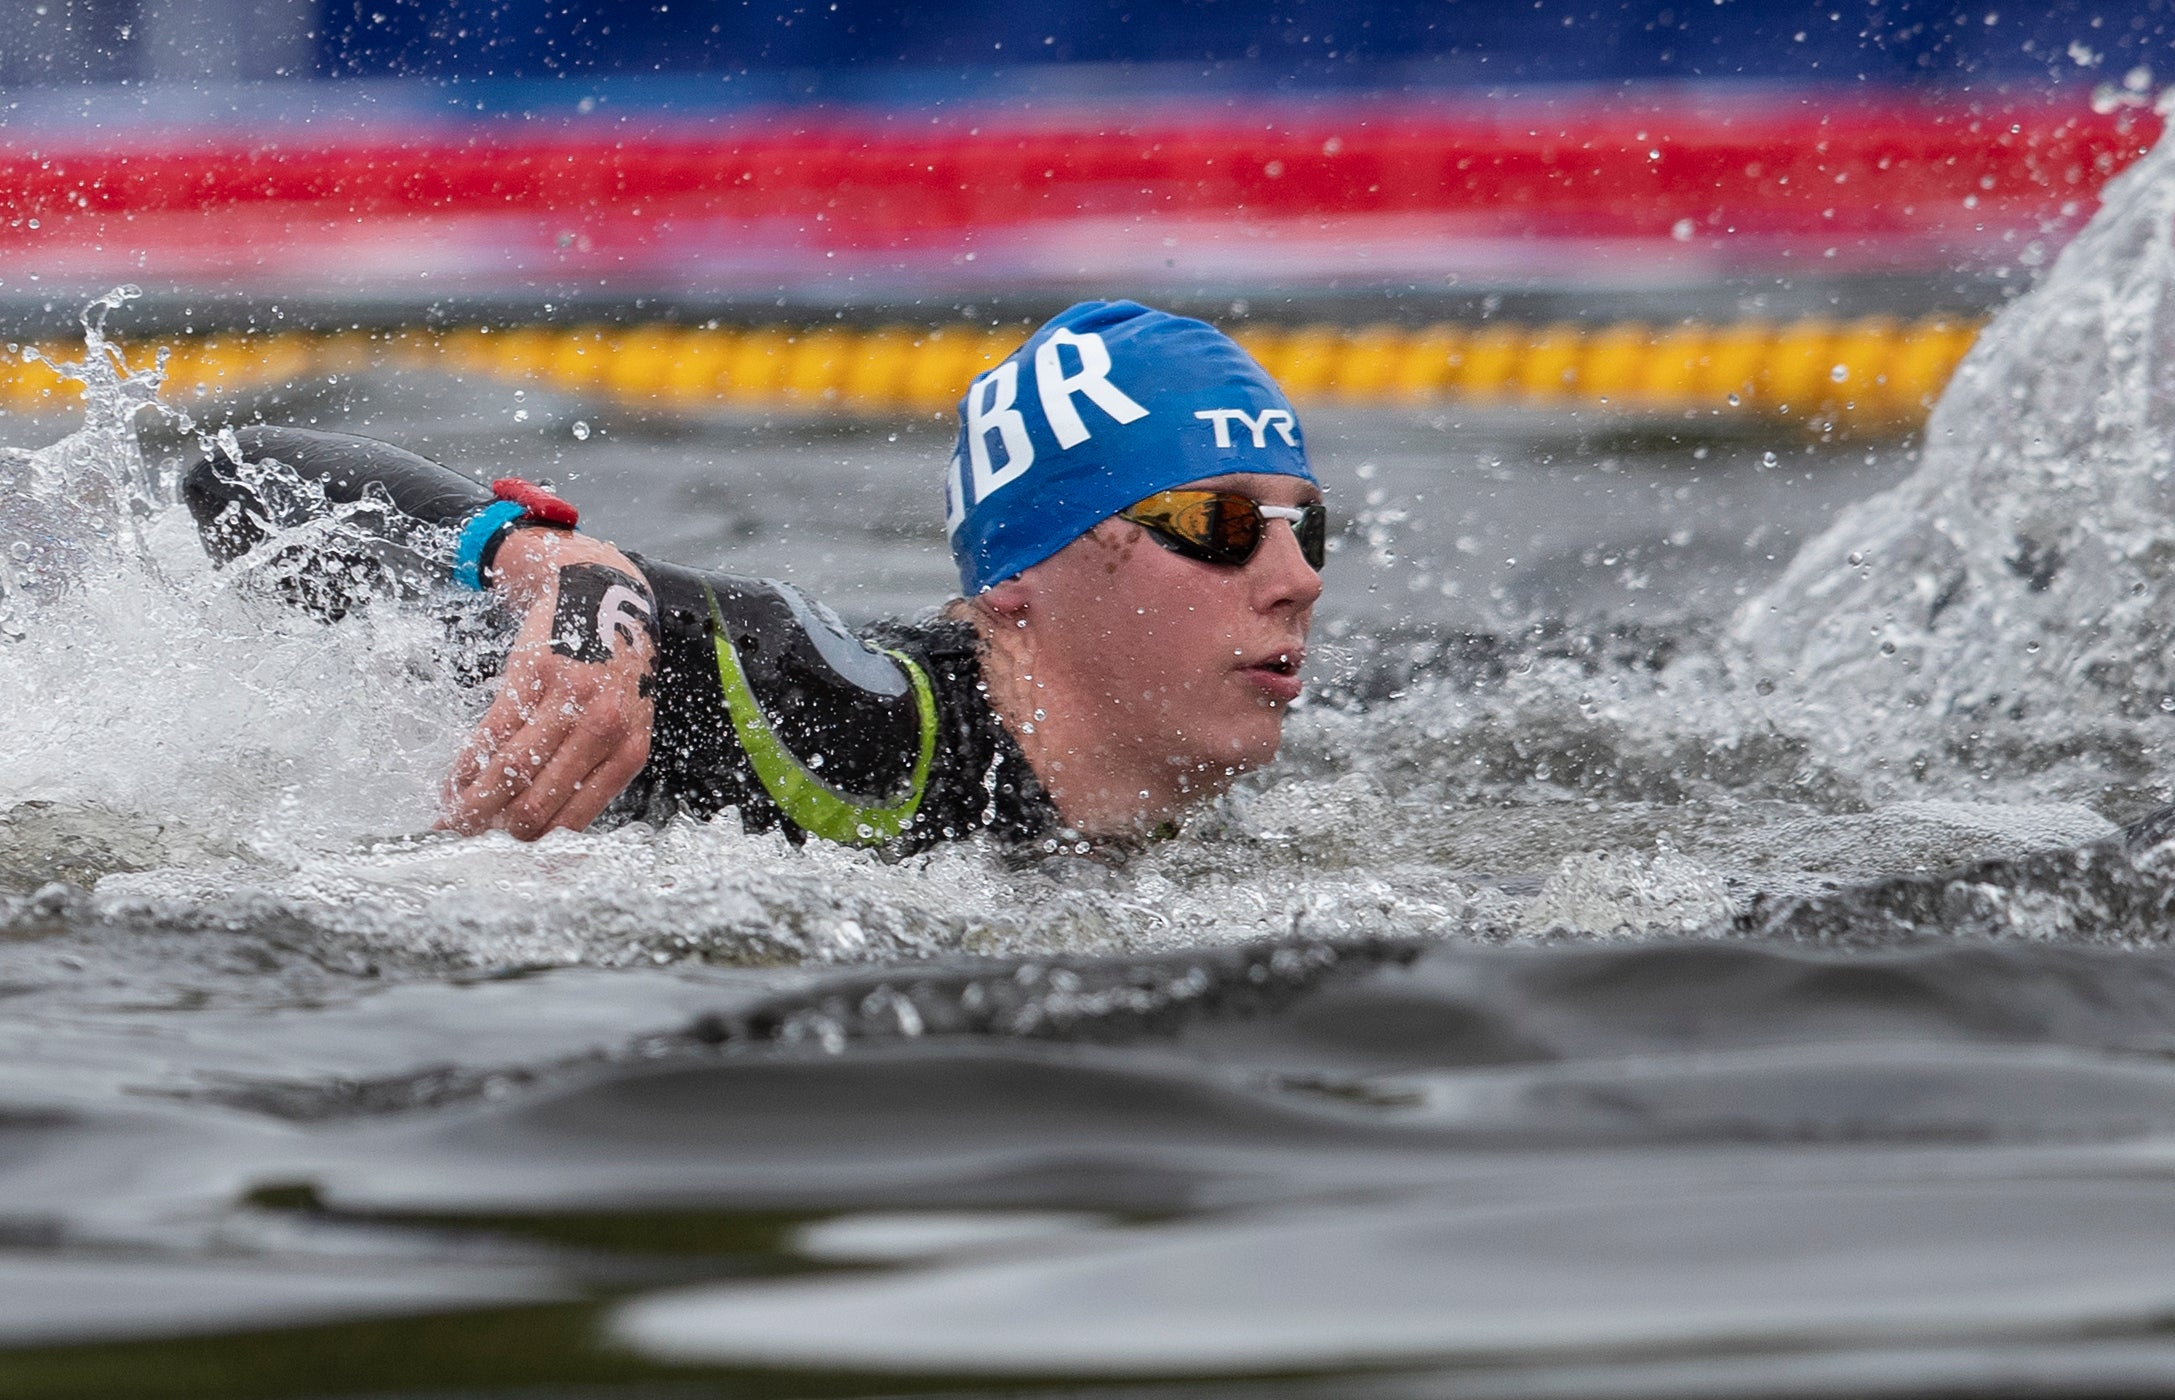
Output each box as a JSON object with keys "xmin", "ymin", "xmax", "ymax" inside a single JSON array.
[{"xmin": 184, "ymin": 300, "xmax": 1324, "ymax": 850}]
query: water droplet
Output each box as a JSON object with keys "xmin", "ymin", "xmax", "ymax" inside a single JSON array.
[
  {"xmin": 571, "ymin": 421, "xmax": 590, "ymax": 440},
  {"xmin": 512, "ymin": 409, "xmax": 529, "ymax": 422},
  {"xmin": 1726, "ymin": 392, "xmax": 1741, "ymax": 406}
]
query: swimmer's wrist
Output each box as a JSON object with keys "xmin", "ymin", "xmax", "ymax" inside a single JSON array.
[
  {"xmin": 483, "ymin": 527, "xmax": 643, "ymax": 612},
  {"xmin": 453, "ymin": 479, "xmax": 581, "ymax": 590}
]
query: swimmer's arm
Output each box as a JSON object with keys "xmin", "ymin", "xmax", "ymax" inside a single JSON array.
[{"xmin": 439, "ymin": 528, "xmax": 657, "ymax": 839}]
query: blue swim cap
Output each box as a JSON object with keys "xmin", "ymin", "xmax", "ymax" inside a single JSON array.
[{"xmin": 945, "ymin": 300, "xmax": 1313, "ymax": 595}]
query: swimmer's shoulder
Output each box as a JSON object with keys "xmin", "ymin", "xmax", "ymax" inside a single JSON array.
[{"xmin": 628, "ymin": 560, "xmax": 1054, "ymax": 850}]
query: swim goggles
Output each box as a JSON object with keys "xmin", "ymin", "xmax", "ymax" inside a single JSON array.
[{"xmin": 1117, "ymin": 489, "xmax": 1328, "ymax": 571}]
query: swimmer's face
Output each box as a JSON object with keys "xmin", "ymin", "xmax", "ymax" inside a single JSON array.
[{"xmin": 1011, "ymin": 471, "xmax": 1324, "ymax": 780}]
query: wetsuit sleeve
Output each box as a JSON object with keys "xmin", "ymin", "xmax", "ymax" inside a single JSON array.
[
  {"xmin": 186, "ymin": 425, "xmax": 495, "ymax": 535},
  {"xmin": 181, "ymin": 425, "xmax": 499, "ymax": 615}
]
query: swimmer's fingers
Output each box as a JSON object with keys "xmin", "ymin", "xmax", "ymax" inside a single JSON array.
[
  {"xmin": 494, "ymin": 725, "xmax": 650, "ymax": 840},
  {"xmin": 443, "ymin": 683, "xmax": 539, "ymax": 804},
  {"xmin": 485, "ymin": 692, "xmax": 649, "ymax": 840},
  {"xmin": 547, "ymin": 720, "xmax": 652, "ymax": 835},
  {"xmin": 440, "ymin": 703, "xmax": 566, "ymax": 834},
  {"xmin": 438, "ymin": 660, "xmax": 553, "ymax": 830},
  {"xmin": 441, "ymin": 644, "xmax": 654, "ymax": 837}
]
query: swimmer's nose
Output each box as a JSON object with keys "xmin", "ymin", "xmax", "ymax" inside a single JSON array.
[{"xmin": 1251, "ymin": 513, "xmax": 1323, "ymax": 613}]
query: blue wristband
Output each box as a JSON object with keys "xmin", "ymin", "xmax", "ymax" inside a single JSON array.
[{"xmin": 452, "ymin": 500, "xmax": 528, "ymax": 590}]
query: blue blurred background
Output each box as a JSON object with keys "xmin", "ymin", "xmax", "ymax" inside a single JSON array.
[{"xmin": 3, "ymin": 0, "xmax": 2170, "ymax": 89}]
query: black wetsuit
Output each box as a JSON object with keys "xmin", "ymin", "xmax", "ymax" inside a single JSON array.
[{"xmin": 182, "ymin": 426, "xmax": 1057, "ymax": 852}]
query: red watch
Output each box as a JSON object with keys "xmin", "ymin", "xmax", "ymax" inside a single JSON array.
[{"xmin": 491, "ymin": 477, "xmax": 580, "ymax": 528}]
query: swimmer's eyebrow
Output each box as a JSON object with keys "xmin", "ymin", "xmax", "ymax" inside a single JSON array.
[{"xmin": 1190, "ymin": 476, "xmax": 1325, "ymax": 505}]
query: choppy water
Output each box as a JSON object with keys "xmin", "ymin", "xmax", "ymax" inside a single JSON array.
[{"xmin": 7, "ymin": 137, "xmax": 2175, "ymax": 1399}]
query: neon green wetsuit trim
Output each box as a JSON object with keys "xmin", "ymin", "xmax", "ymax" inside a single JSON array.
[{"xmin": 708, "ymin": 589, "xmax": 938, "ymax": 844}]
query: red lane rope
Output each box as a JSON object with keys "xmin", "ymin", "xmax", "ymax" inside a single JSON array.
[{"xmin": 0, "ymin": 95, "xmax": 2157, "ymax": 244}]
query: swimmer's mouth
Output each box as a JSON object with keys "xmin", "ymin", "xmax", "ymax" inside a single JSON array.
[{"xmin": 1240, "ymin": 649, "xmax": 1305, "ymax": 704}]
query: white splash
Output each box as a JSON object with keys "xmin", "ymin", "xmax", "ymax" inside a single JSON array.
[
  {"xmin": 0, "ymin": 287, "xmax": 169, "ymax": 633},
  {"xmin": 0, "ymin": 291, "xmax": 476, "ymax": 872},
  {"xmin": 1736, "ymin": 123, "xmax": 2175, "ymax": 798}
]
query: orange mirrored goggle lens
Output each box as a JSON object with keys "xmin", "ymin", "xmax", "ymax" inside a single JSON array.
[{"xmin": 1118, "ymin": 490, "xmax": 1327, "ymax": 571}]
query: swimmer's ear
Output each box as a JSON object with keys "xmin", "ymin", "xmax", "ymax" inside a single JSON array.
[{"xmin": 977, "ymin": 575, "xmax": 1034, "ymax": 621}]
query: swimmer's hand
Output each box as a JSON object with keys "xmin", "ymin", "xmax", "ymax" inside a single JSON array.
[{"xmin": 439, "ymin": 529, "xmax": 658, "ymax": 839}]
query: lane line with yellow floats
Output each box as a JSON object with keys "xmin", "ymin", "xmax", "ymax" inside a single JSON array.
[{"xmin": 0, "ymin": 316, "xmax": 1983, "ymax": 431}]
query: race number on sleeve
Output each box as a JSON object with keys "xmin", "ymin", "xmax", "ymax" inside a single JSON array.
[{"xmin": 549, "ymin": 564, "xmax": 659, "ymax": 663}]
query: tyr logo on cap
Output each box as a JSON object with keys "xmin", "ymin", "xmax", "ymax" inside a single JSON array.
[{"xmin": 1194, "ymin": 408, "xmax": 1298, "ymax": 448}]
